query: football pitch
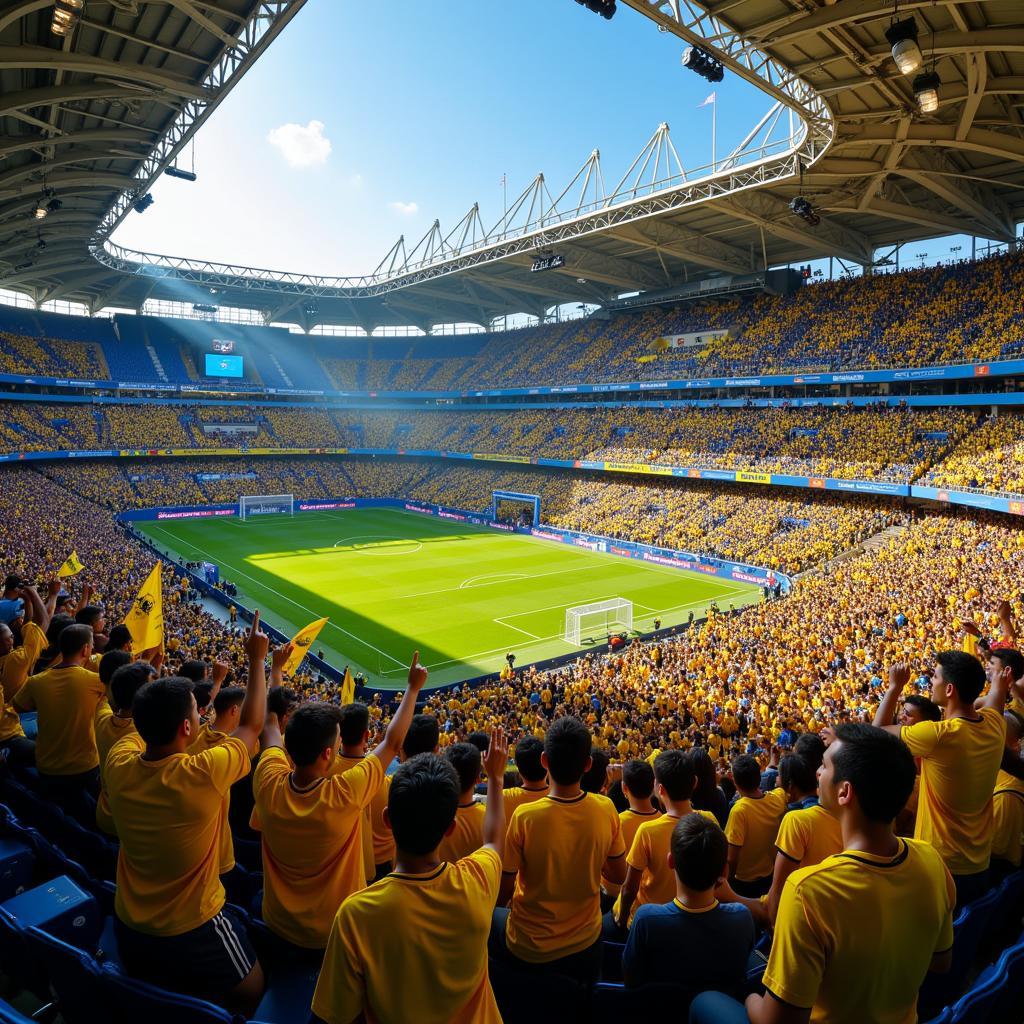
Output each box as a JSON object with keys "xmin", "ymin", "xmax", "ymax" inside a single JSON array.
[{"xmin": 139, "ymin": 508, "xmax": 761, "ymax": 689}]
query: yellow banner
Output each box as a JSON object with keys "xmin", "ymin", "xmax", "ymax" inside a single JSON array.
[
  {"xmin": 603, "ymin": 461, "xmax": 674, "ymax": 476},
  {"xmin": 124, "ymin": 562, "xmax": 163, "ymax": 651},
  {"xmin": 340, "ymin": 666, "xmax": 355, "ymax": 705},
  {"xmin": 474, "ymin": 453, "xmax": 531, "ymax": 463},
  {"xmin": 283, "ymin": 617, "xmax": 329, "ymax": 676},
  {"xmin": 117, "ymin": 447, "xmax": 349, "ymax": 458},
  {"xmin": 736, "ymin": 471, "xmax": 772, "ymax": 484}
]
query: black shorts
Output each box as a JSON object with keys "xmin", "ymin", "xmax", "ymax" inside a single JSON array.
[{"xmin": 115, "ymin": 907, "xmax": 257, "ymax": 998}]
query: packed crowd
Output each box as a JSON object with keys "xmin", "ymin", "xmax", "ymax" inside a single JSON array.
[
  {"xmin": 0, "ymin": 399, "xmax": 1003, "ymax": 488},
  {"xmin": 924, "ymin": 411, "xmax": 1024, "ymax": 496},
  {"xmin": 0, "ymin": 331, "xmax": 107, "ymax": 379},
  {"xmin": 2, "ymin": 459, "xmax": 1023, "ymax": 1022}
]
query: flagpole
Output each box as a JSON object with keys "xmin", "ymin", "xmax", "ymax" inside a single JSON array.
[{"xmin": 712, "ymin": 98, "xmax": 717, "ymax": 172}]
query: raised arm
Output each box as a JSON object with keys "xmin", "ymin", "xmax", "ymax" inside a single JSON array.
[
  {"xmin": 370, "ymin": 651, "xmax": 429, "ymax": 765},
  {"xmin": 232, "ymin": 610, "xmax": 269, "ymax": 751},
  {"xmin": 873, "ymin": 664, "xmax": 911, "ymax": 735},
  {"xmin": 980, "ymin": 659, "xmax": 1014, "ymax": 711},
  {"xmin": 998, "ymin": 599, "xmax": 1017, "ymax": 644},
  {"xmin": 22, "ymin": 583, "xmax": 51, "ymax": 632},
  {"xmin": 260, "ymin": 710, "xmax": 283, "ymax": 753},
  {"xmin": 270, "ymin": 643, "xmax": 295, "ymax": 687},
  {"xmin": 481, "ymin": 726, "xmax": 508, "ymax": 856}
]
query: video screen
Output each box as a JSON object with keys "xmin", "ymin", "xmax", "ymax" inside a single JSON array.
[
  {"xmin": 205, "ymin": 354, "xmax": 244, "ymax": 378},
  {"xmin": 212, "ymin": 339, "xmax": 235, "ymax": 354}
]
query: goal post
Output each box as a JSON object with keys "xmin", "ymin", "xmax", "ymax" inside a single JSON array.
[
  {"xmin": 238, "ymin": 494, "xmax": 294, "ymax": 520},
  {"xmin": 564, "ymin": 597, "xmax": 633, "ymax": 646}
]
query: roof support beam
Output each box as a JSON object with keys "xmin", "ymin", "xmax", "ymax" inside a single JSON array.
[{"xmin": 606, "ymin": 221, "xmax": 753, "ymax": 275}]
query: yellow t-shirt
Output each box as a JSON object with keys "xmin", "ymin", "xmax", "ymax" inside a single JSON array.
[
  {"xmin": 604, "ymin": 807, "xmax": 661, "ymax": 900},
  {"xmin": 725, "ymin": 789, "xmax": 788, "ymax": 882},
  {"xmin": 187, "ymin": 723, "xmax": 237, "ymax": 874},
  {"xmin": 94, "ymin": 702, "xmax": 143, "ymax": 836},
  {"xmin": 763, "ymin": 838, "xmax": 955, "ymax": 1024},
  {"xmin": 991, "ymin": 769, "xmax": 1024, "ymax": 868},
  {"xmin": 901, "ymin": 708, "xmax": 1006, "ymax": 875},
  {"xmin": 369, "ymin": 772, "xmax": 394, "ymax": 867},
  {"xmin": 616, "ymin": 808, "xmax": 717, "ymax": 925},
  {"xmin": 775, "ymin": 804, "xmax": 844, "ymax": 869},
  {"xmin": 312, "ymin": 847, "xmax": 502, "ymax": 1024},
  {"xmin": 0, "ymin": 622, "xmax": 46, "ymax": 702},
  {"xmin": 502, "ymin": 784, "xmax": 550, "ymax": 822},
  {"xmin": 331, "ymin": 753, "xmax": 376, "ymax": 884},
  {"xmin": 503, "ymin": 792, "xmax": 626, "ymax": 962},
  {"xmin": 14, "ymin": 665, "xmax": 105, "ymax": 775},
  {"xmin": 107, "ymin": 734, "xmax": 251, "ymax": 936},
  {"xmin": 250, "ymin": 747, "xmax": 384, "ymax": 949},
  {"xmin": 438, "ymin": 801, "xmax": 486, "ymax": 864}
]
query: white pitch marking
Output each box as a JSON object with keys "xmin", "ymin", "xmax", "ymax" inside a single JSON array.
[{"xmin": 460, "ymin": 572, "xmax": 528, "ymax": 589}]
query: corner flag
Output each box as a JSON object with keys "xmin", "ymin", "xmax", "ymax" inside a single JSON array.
[
  {"xmin": 57, "ymin": 551, "xmax": 85, "ymax": 578},
  {"xmin": 283, "ymin": 617, "xmax": 328, "ymax": 676},
  {"xmin": 124, "ymin": 562, "xmax": 163, "ymax": 650}
]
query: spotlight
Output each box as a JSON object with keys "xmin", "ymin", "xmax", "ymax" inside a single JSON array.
[
  {"xmin": 789, "ymin": 196, "xmax": 820, "ymax": 227},
  {"xmin": 133, "ymin": 193, "xmax": 155, "ymax": 213},
  {"xmin": 165, "ymin": 166, "xmax": 198, "ymax": 182},
  {"xmin": 681, "ymin": 46, "xmax": 724, "ymax": 83},
  {"xmin": 13, "ymin": 262, "xmax": 32, "ymax": 272},
  {"xmin": 573, "ymin": 0, "xmax": 616, "ymax": 19},
  {"xmin": 46, "ymin": 198, "xmax": 62, "ymax": 214},
  {"xmin": 34, "ymin": 199, "xmax": 48, "ymax": 220},
  {"xmin": 884, "ymin": 18, "xmax": 922, "ymax": 76},
  {"xmin": 913, "ymin": 70, "xmax": 940, "ymax": 113},
  {"xmin": 50, "ymin": 0, "xmax": 84, "ymax": 36}
]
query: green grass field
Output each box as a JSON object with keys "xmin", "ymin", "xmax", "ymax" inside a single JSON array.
[{"xmin": 139, "ymin": 508, "xmax": 760, "ymax": 688}]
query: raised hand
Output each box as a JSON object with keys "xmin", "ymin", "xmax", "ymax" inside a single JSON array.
[
  {"xmin": 245, "ymin": 609, "xmax": 269, "ymax": 664},
  {"xmin": 888, "ymin": 663, "xmax": 912, "ymax": 690},
  {"xmin": 483, "ymin": 726, "xmax": 509, "ymax": 782},
  {"xmin": 271, "ymin": 642, "xmax": 295, "ymax": 672},
  {"xmin": 407, "ymin": 650, "xmax": 428, "ymax": 692},
  {"xmin": 211, "ymin": 660, "xmax": 231, "ymax": 686}
]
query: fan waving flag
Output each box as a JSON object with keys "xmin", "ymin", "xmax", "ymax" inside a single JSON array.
[
  {"xmin": 57, "ymin": 551, "xmax": 84, "ymax": 578},
  {"xmin": 283, "ymin": 617, "xmax": 329, "ymax": 676},
  {"xmin": 698, "ymin": 92, "xmax": 716, "ymax": 107},
  {"xmin": 340, "ymin": 666, "xmax": 355, "ymax": 705},
  {"xmin": 124, "ymin": 561, "xmax": 163, "ymax": 650}
]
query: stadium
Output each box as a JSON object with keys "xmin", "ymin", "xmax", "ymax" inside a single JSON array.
[{"xmin": 0, "ymin": 0, "xmax": 1023, "ymax": 1020}]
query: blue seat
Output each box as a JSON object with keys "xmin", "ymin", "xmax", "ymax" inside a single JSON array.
[
  {"xmin": 0, "ymin": 837, "xmax": 33, "ymax": 900},
  {"xmin": 25, "ymin": 924, "xmax": 106, "ymax": 1024},
  {"xmin": 489, "ymin": 957, "xmax": 586, "ymax": 1024},
  {"xmin": 592, "ymin": 980, "xmax": 692, "ymax": 1020},
  {"xmin": 0, "ymin": 875, "xmax": 102, "ymax": 952},
  {"xmin": 50, "ymin": 813, "xmax": 118, "ymax": 881},
  {"xmin": 918, "ymin": 887, "xmax": 1000, "ymax": 1019},
  {"xmin": 18, "ymin": 712, "xmax": 37, "ymax": 740},
  {"xmin": 600, "ymin": 940, "xmax": 625, "ymax": 982},
  {"xmin": 0, "ymin": 902, "xmax": 50, "ymax": 1002},
  {"xmin": 252, "ymin": 960, "xmax": 320, "ymax": 1024},
  {"xmin": 987, "ymin": 870, "xmax": 1024, "ymax": 955},
  {"xmin": 99, "ymin": 962, "xmax": 246, "ymax": 1024},
  {"xmin": 0, "ymin": 998, "xmax": 35, "ymax": 1023},
  {"xmin": 946, "ymin": 960, "xmax": 1007, "ymax": 1023},
  {"xmin": 984, "ymin": 933, "xmax": 1024, "ymax": 1023}
]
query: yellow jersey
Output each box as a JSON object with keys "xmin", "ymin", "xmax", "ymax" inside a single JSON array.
[
  {"xmin": 250, "ymin": 747, "xmax": 384, "ymax": 949},
  {"xmin": 438, "ymin": 801, "xmax": 486, "ymax": 864},
  {"xmin": 14, "ymin": 665, "xmax": 105, "ymax": 775},
  {"xmin": 0, "ymin": 623, "xmax": 45, "ymax": 702},
  {"xmin": 763, "ymin": 838, "xmax": 955, "ymax": 1024},
  {"xmin": 107, "ymin": 734, "xmax": 252, "ymax": 936},
  {"xmin": 604, "ymin": 806, "xmax": 660, "ymax": 900},
  {"xmin": 187, "ymin": 722, "xmax": 238, "ymax": 874},
  {"xmin": 331, "ymin": 753, "xmax": 377, "ymax": 884},
  {"xmin": 503, "ymin": 792, "xmax": 625, "ymax": 962},
  {"xmin": 94, "ymin": 702, "xmax": 143, "ymax": 836},
  {"xmin": 725, "ymin": 789, "xmax": 788, "ymax": 882},
  {"xmin": 369, "ymin": 772, "xmax": 394, "ymax": 867},
  {"xmin": 312, "ymin": 847, "xmax": 502, "ymax": 1024},
  {"xmin": 992, "ymin": 769, "xmax": 1024, "ymax": 868},
  {"xmin": 901, "ymin": 708, "xmax": 1006, "ymax": 874},
  {"xmin": 775, "ymin": 803, "xmax": 844, "ymax": 869}
]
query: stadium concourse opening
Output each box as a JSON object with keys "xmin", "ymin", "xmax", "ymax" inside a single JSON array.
[{"xmin": 138, "ymin": 506, "xmax": 760, "ymax": 688}]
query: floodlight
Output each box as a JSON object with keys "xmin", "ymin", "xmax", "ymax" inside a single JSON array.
[
  {"xmin": 913, "ymin": 70, "xmax": 940, "ymax": 113},
  {"xmin": 885, "ymin": 18, "xmax": 923, "ymax": 76}
]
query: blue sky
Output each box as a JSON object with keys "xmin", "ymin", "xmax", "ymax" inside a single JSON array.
[{"xmin": 110, "ymin": 0, "xmax": 773, "ymax": 276}]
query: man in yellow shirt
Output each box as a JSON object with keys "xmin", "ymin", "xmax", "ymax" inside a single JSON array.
[
  {"xmin": 725, "ymin": 754, "xmax": 787, "ymax": 896},
  {"xmin": 874, "ymin": 653, "xmax": 1008, "ymax": 906},
  {"xmin": 502, "ymin": 734, "xmax": 549, "ymax": 824},
  {"xmin": 602, "ymin": 758, "xmax": 658, "ymax": 907},
  {"xmin": 439, "ymin": 742, "xmax": 486, "ymax": 862},
  {"xmin": 106, "ymin": 612, "xmax": 271, "ymax": 1015},
  {"xmin": 13, "ymin": 622, "xmax": 105, "ymax": 817},
  {"xmin": 251, "ymin": 653, "xmax": 428, "ymax": 952},
  {"xmin": 694, "ymin": 723, "xmax": 955, "ymax": 1024},
  {"xmin": 0, "ymin": 581, "xmax": 52, "ymax": 701},
  {"xmin": 331, "ymin": 702, "xmax": 381, "ymax": 885},
  {"xmin": 491, "ymin": 715, "xmax": 626, "ymax": 981},
  {"xmin": 312, "ymin": 727, "xmax": 508, "ymax": 1024},
  {"xmin": 95, "ymin": 660, "xmax": 153, "ymax": 836},
  {"xmin": 612, "ymin": 750, "xmax": 716, "ymax": 932},
  {"xmin": 991, "ymin": 711, "xmax": 1024, "ymax": 874}
]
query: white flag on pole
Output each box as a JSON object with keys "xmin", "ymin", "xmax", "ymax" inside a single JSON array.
[{"xmin": 697, "ymin": 92, "xmax": 716, "ymax": 107}]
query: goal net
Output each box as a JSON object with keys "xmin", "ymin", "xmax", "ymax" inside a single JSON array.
[
  {"xmin": 239, "ymin": 494, "xmax": 294, "ymax": 520},
  {"xmin": 564, "ymin": 598, "xmax": 633, "ymax": 646}
]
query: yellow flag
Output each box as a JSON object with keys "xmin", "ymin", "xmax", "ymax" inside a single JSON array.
[
  {"xmin": 57, "ymin": 551, "xmax": 84, "ymax": 578},
  {"xmin": 283, "ymin": 617, "xmax": 328, "ymax": 676},
  {"xmin": 340, "ymin": 666, "xmax": 355, "ymax": 705},
  {"xmin": 124, "ymin": 562, "xmax": 163, "ymax": 651}
]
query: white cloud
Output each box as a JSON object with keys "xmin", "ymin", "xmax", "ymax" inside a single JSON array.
[
  {"xmin": 266, "ymin": 120, "xmax": 332, "ymax": 168},
  {"xmin": 389, "ymin": 201, "xmax": 419, "ymax": 216}
]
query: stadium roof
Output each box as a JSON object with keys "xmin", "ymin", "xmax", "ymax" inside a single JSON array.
[{"xmin": 1, "ymin": 0, "xmax": 1023, "ymax": 331}]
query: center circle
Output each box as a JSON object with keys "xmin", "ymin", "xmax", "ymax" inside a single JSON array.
[{"xmin": 333, "ymin": 534, "xmax": 423, "ymax": 556}]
